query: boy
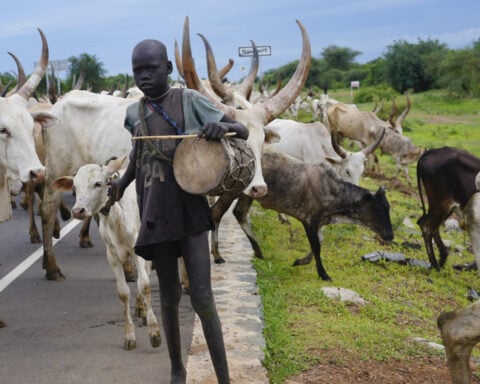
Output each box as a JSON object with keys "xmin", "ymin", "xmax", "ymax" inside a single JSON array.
[{"xmin": 109, "ymin": 38, "xmax": 248, "ymax": 384}]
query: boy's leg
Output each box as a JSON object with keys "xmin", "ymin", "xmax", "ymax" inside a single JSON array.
[{"xmin": 181, "ymin": 232, "xmax": 230, "ymax": 384}]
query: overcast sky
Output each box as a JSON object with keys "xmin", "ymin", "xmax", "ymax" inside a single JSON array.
[{"xmin": 1, "ymin": 0, "xmax": 479, "ymax": 83}]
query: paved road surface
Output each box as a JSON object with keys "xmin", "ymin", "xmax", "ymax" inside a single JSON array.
[{"xmin": 0, "ymin": 193, "xmax": 268, "ymax": 383}]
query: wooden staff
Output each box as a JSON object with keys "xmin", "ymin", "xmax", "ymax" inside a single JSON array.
[{"xmin": 132, "ymin": 132, "xmax": 237, "ymax": 140}]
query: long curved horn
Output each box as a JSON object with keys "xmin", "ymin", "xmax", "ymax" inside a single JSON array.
[
  {"xmin": 174, "ymin": 39, "xmax": 184, "ymax": 79},
  {"xmin": 181, "ymin": 17, "xmax": 221, "ymax": 103},
  {"xmin": 330, "ymin": 133, "xmax": 347, "ymax": 159},
  {"xmin": 236, "ymin": 40, "xmax": 259, "ymax": 100},
  {"xmin": 73, "ymin": 68, "xmax": 85, "ymax": 90},
  {"xmin": 218, "ymin": 58, "xmax": 234, "ymax": 80},
  {"xmin": 261, "ymin": 20, "xmax": 311, "ymax": 123},
  {"xmin": 198, "ymin": 32, "xmax": 230, "ymax": 100},
  {"xmin": 1, "ymin": 79, "xmax": 13, "ymax": 97},
  {"xmin": 372, "ymin": 97, "xmax": 384, "ymax": 115},
  {"xmin": 395, "ymin": 95, "xmax": 411, "ymax": 126},
  {"xmin": 362, "ymin": 127, "xmax": 385, "ymax": 156},
  {"xmin": 16, "ymin": 28, "xmax": 49, "ymax": 100},
  {"xmin": 182, "ymin": 16, "xmax": 204, "ymax": 92},
  {"xmin": 6, "ymin": 52, "xmax": 27, "ymax": 95},
  {"xmin": 387, "ymin": 98, "xmax": 397, "ymax": 127}
]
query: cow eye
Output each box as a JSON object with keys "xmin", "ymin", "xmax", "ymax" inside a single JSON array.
[
  {"xmin": 0, "ymin": 127, "xmax": 11, "ymax": 137},
  {"xmin": 94, "ymin": 182, "xmax": 103, "ymax": 188}
]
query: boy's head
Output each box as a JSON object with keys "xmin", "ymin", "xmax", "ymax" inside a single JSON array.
[{"xmin": 131, "ymin": 39, "xmax": 173, "ymax": 99}]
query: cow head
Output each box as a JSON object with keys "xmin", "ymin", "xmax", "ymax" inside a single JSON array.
[
  {"xmin": 0, "ymin": 29, "xmax": 55, "ymax": 184},
  {"xmin": 51, "ymin": 156, "xmax": 127, "ymax": 220},
  {"xmin": 180, "ymin": 17, "xmax": 311, "ymax": 198}
]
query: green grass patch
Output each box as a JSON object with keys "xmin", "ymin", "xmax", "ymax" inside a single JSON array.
[{"xmin": 249, "ymin": 90, "xmax": 480, "ymax": 383}]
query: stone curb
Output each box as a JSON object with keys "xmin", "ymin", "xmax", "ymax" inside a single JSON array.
[{"xmin": 186, "ymin": 207, "xmax": 269, "ymax": 383}]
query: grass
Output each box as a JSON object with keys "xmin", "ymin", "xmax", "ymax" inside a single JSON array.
[{"xmin": 248, "ymin": 89, "xmax": 480, "ymax": 383}]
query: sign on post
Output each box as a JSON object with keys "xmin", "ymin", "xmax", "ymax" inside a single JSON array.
[{"xmin": 238, "ymin": 46, "xmax": 272, "ymax": 57}]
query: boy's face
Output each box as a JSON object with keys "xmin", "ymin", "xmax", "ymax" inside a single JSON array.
[{"xmin": 132, "ymin": 41, "xmax": 172, "ymax": 98}]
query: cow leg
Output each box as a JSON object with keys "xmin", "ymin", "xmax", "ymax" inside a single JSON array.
[
  {"xmin": 302, "ymin": 222, "xmax": 331, "ymax": 281},
  {"xmin": 294, "ymin": 227, "xmax": 324, "ymax": 266},
  {"xmin": 465, "ymin": 195, "xmax": 480, "ymax": 271},
  {"xmin": 433, "ymin": 229, "xmax": 449, "ymax": 268},
  {"xmin": 232, "ymin": 194, "xmax": 264, "ymax": 258},
  {"xmin": 438, "ymin": 302, "xmax": 480, "ymax": 384},
  {"xmin": 133, "ymin": 256, "xmax": 161, "ymax": 348},
  {"xmin": 40, "ymin": 187, "xmax": 65, "ymax": 280},
  {"xmin": 78, "ymin": 216, "xmax": 94, "ymax": 248},
  {"xmin": 210, "ymin": 194, "xmax": 237, "ymax": 263},
  {"xmin": 108, "ymin": 250, "xmax": 136, "ymax": 350},
  {"xmin": 26, "ymin": 183, "xmax": 42, "ymax": 243},
  {"xmin": 417, "ymin": 214, "xmax": 441, "ymax": 270}
]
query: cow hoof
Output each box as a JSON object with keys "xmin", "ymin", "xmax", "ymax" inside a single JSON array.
[
  {"xmin": 123, "ymin": 339, "xmax": 136, "ymax": 351},
  {"xmin": 45, "ymin": 270, "xmax": 65, "ymax": 281},
  {"xmin": 0, "ymin": 320, "xmax": 6, "ymax": 328},
  {"xmin": 150, "ymin": 333, "xmax": 161, "ymax": 348},
  {"xmin": 214, "ymin": 257, "xmax": 225, "ymax": 264},
  {"xmin": 79, "ymin": 239, "xmax": 94, "ymax": 248},
  {"xmin": 30, "ymin": 235, "xmax": 42, "ymax": 244}
]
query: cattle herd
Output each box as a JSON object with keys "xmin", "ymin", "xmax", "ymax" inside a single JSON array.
[{"xmin": 2, "ymin": 20, "xmax": 480, "ymax": 383}]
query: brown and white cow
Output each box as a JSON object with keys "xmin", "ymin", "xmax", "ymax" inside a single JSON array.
[
  {"xmin": 324, "ymin": 99, "xmax": 422, "ymax": 183},
  {"xmin": 0, "ymin": 29, "xmax": 57, "ymax": 223},
  {"xmin": 417, "ymin": 146, "xmax": 480, "ymax": 270},
  {"xmin": 51, "ymin": 157, "xmax": 161, "ymax": 350},
  {"xmin": 212, "ymin": 147, "xmax": 394, "ymax": 281}
]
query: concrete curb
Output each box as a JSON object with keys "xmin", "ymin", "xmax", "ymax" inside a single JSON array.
[{"xmin": 186, "ymin": 207, "xmax": 269, "ymax": 383}]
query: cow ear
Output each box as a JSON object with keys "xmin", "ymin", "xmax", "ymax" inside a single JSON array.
[
  {"xmin": 264, "ymin": 128, "xmax": 280, "ymax": 144},
  {"xmin": 31, "ymin": 111, "xmax": 59, "ymax": 129},
  {"xmin": 106, "ymin": 155, "xmax": 127, "ymax": 175},
  {"xmin": 324, "ymin": 156, "xmax": 341, "ymax": 165},
  {"xmin": 51, "ymin": 176, "xmax": 74, "ymax": 192}
]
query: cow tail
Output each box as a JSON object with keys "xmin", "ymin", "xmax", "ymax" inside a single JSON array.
[{"xmin": 417, "ymin": 164, "xmax": 427, "ymax": 217}]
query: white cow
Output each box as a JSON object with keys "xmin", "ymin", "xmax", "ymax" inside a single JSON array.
[
  {"xmin": 0, "ymin": 29, "xmax": 58, "ymax": 223},
  {"xmin": 180, "ymin": 16, "xmax": 311, "ymax": 198},
  {"xmin": 40, "ymin": 90, "xmax": 137, "ymax": 280},
  {"xmin": 51, "ymin": 156, "xmax": 161, "ymax": 351},
  {"xmin": 266, "ymin": 118, "xmax": 384, "ymax": 185}
]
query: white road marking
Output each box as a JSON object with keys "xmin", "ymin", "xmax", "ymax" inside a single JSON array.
[{"xmin": 0, "ymin": 219, "xmax": 82, "ymax": 292}]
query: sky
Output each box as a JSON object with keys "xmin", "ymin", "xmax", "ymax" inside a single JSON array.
[{"xmin": 1, "ymin": 0, "xmax": 479, "ymax": 83}]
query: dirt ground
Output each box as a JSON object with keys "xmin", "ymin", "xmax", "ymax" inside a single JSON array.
[{"xmin": 285, "ymin": 355, "xmax": 480, "ymax": 384}]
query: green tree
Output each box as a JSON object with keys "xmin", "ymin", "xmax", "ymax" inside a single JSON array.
[
  {"xmin": 321, "ymin": 45, "xmax": 361, "ymax": 71},
  {"xmin": 67, "ymin": 53, "xmax": 107, "ymax": 92},
  {"xmin": 384, "ymin": 38, "xmax": 447, "ymax": 93},
  {"xmin": 432, "ymin": 39, "xmax": 480, "ymax": 97}
]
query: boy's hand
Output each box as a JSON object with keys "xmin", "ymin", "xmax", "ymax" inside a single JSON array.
[{"xmin": 199, "ymin": 122, "xmax": 229, "ymax": 141}]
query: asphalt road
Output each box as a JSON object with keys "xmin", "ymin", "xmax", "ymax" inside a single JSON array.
[{"xmin": 0, "ymin": 193, "xmax": 195, "ymax": 384}]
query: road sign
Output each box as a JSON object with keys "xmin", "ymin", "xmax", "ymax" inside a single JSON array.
[{"xmin": 238, "ymin": 46, "xmax": 271, "ymax": 57}]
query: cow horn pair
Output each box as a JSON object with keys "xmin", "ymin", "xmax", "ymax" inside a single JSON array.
[
  {"xmin": 179, "ymin": 16, "xmax": 311, "ymax": 123},
  {"xmin": 13, "ymin": 28, "xmax": 49, "ymax": 101}
]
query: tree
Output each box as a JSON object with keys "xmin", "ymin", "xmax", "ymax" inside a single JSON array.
[
  {"xmin": 430, "ymin": 39, "xmax": 480, "ymax": 97},
  {"xmin": 321, "ymin": 45, "xmax": 361, "ymax": 71},
  {"xmin": 384, "ymin": 38, "xmax": 447, "ymax": 93},
  {"xmin": 67, "ymin": 53, "xmax": 106, "ymax": 92}
]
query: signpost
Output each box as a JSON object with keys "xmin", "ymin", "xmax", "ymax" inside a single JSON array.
[{"xmin": 238, "ymin": 46, "xmax": 272, "ymax": 57}]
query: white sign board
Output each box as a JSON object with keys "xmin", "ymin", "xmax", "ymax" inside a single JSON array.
[
  {"xmin": 238, "ymin": 46, "xmax": 272, "ymax": 57},
  {"xmin": 350, "ymin": 80, "xmax": 360, "ymax": 89}
]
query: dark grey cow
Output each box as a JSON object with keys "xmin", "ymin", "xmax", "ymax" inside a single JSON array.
[
  {"xmin": 416, "ymin": 146, "xmax": 480, "ymax": 270},
  {"xmin": 212, "ymin": 148, "xmax": 394, "ymax": 281}
]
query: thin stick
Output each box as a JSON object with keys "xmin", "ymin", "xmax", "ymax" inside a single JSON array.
[{"xmin": 132, "ymin": 132, "xmax": 237, "ymax": 141}]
